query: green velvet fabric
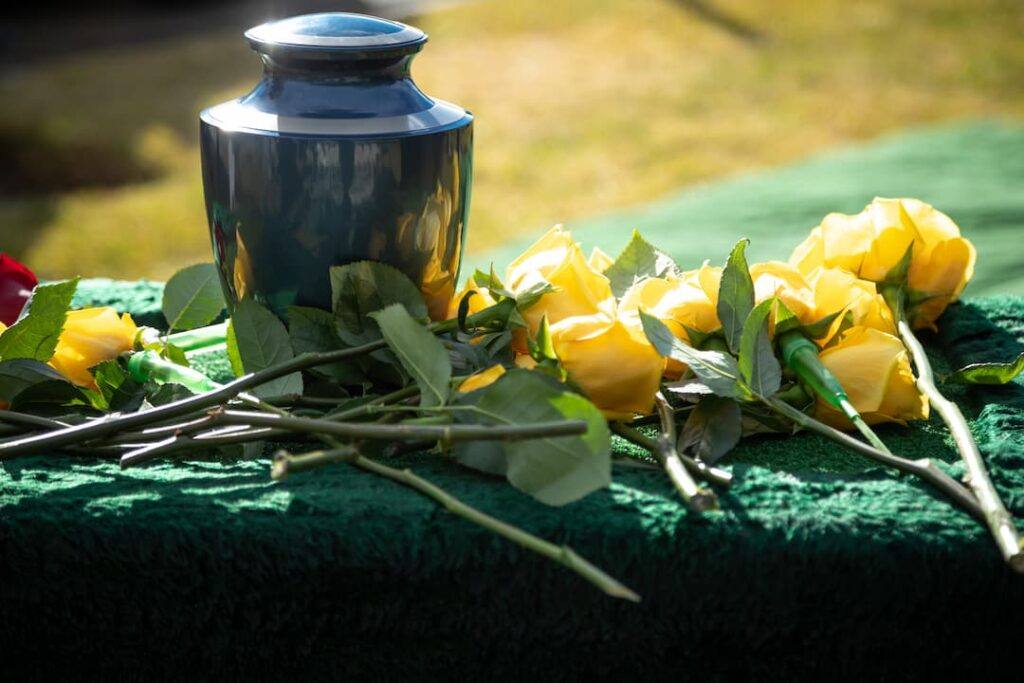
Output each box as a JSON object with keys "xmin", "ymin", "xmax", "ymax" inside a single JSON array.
[
  {"xmin": 6, "ymin": 121, "xmax": 1024, "ymax": 678},
  {"xmin": 2, "ymin": 283, "xmax": 1023, "ymax": 680}
]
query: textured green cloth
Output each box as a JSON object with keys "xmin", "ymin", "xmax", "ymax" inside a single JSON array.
[
  {"xmin": 6, "ymin": 122, "xmax": 1024, "ymax": 678},
  {"xmin": 2, "ymin": 282, "xmax": 1023, "ymax": 680},
  {"xmin": 472, "ymin": 121, "xmax": 1024, "ymax": 296}
]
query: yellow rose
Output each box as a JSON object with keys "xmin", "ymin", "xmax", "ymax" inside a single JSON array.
[
  {"xmin": 588, "ymin": 246, "xmax": 614, "ymax": 272},
  {"xmin": 457, "ymin": 364, "xmax": 506, "ymax": 393},
  {"xmin": 805, "ymin": 267, "xmax": 895, "ymax": 345},
  {"xmin": 790, "ymin": 198, "xmax": 976, "ymax": 329},
  {"xmin": 550, "ymin": 311, "xmax": 665, "ymax": 419},
  {"xmin": 749, "ymin": 261, "xmax": 816, "ymax": 323},
  {"xmin": 815, "ymin": 326, "xmax": 927, "ymax": 428},
  {"xmin": 505, "ymin": 225, "xmax": 614, "ymax": 334},
  {"xmin": 620, "ymin": 262, "xmax": 721, "ymax": 341},
  {"xmin": 619, "ymin": 263, "xmax": 720, "ymax": 379},
  {"xmin": 49, "ymin": 307, "xmax": 139, "ymax": 388},
  {"xmin": 445, "ymin": 278, "xmax": 498, "ymax": 321}
]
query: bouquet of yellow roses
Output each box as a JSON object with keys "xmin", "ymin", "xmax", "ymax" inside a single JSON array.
[{"xmin": 1, "ymin": 197, "xmax": 1021, "ymax": 598}]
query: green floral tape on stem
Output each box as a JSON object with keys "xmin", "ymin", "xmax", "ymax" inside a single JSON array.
[
  {"xmin": 778, "ymin": 331, "xmax": 848, "ymax": 410},
  {"xmin": 165, "ymin": 322, "xmax": 229, "ymax": 351},
  {"xmin": 127, "ymin": 350, "xmax": 221, "ymax": 394}
]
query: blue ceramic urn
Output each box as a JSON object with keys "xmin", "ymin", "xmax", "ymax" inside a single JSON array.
[{"xmin": 199, "ymin": 13, "xmax": 473, "ymax": 320}]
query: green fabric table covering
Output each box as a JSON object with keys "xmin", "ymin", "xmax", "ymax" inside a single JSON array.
[{"xmin": 2, "ymin": 282, "xmax": 1023, "ymax": 680}]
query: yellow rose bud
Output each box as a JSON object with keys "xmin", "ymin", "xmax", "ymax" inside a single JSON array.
[
  {"xmin": 806, "ymin": 267, "xmax": 895, "ymax": 345},
  {"xmin": 587, "ymin": 246, "xmax": 614, "ymax": 272},
  {"xmin": 457, "ymin": 364, "xmax": 506, "ymax": 393},
  {"xmin": 550, "ymin": 311, "xmax": 665, "ymax": 419},
  {"xmin": 790, "ymin": 198, "xmax": 976, "ymax": 329},
  {"xmin": 749, "ymin": 261, "xmax": 816, "ymax": 323},
  {"xmin": 505, "ymin": 226, "xmax": 614, "ymax": 336},
  {"xmin": 815, "ymin": 326, "xmax": 928, "ymax": 428},
  {"xmin": 49, "ymin": 307, "xmax": 139, "ymax": 388},
  {"xmin": 446, "ymin": 278, "xmax": 498, "ymax": 321}
]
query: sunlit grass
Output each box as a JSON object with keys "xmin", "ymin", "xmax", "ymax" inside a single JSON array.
[{"xmin": 1, "ymin": 0, "xmax": 1022, "ymax": 279}]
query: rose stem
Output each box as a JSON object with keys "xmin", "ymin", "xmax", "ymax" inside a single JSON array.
[
  {"xmin": 214, "ymin": 409, "xmax": 587, "ymax": 443},
  {"xmin": 764, "ymin": 395, "xmax": 985, "ymax": 522},
  {"xmin": 897, "ymin": 318, "xmax": 1024, "ymax": 571},
  {"xmin": 0, "ymin": 304, "xmax": 507, "ymax": 460},
  {"xmin": 610, "ymin": 422, "xmax": 731, "ymax": 487},
  {"xmin": 0, "ymin": 409, "xmax": 72, "ymax": 432},
  {"xmin": 272, "ymin": 443, "xmax": 640, "ymax": 602},
  {"xmin": 651, "ymin": 393, "xmax": 717, "ymax": 511},
  {"xmin": 251, "ymin": 387, "xmax": 638, "ymax": 601}
]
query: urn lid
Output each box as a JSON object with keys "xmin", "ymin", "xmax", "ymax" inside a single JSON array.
[{"xmin": 246, "ymin": 12, "xmax": 427, "ymax": 60}]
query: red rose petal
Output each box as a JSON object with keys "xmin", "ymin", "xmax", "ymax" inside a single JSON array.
[{"xmin": 0, "ymin": 253, "xmax": 39, "ymax": 326}]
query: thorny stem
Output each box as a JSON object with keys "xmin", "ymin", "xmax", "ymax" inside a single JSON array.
[
  {"xmin": 610, "ymin": 423, "xmax": 732, "ymax": 488},
  {"xmin": 765, "ymin": 395, "xmax": 985, "ymax": 523},
  {"xmin": 897, "ymin": 319, "xmax": 1024, "ymax": 572}
]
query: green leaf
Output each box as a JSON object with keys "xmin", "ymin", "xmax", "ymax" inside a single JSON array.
[
  {"xmin": 287, "ymin": 306, "xmax": 364, "ymax": 385},
  {"xmin": 682, "ymin": 325, "xmax": 722, "ymax": 350},
  {"xmin": 716, "ymin": 239, "xmax": 755, "ymax": 353},
  {"xmin": 369, "ymin": 304, "xmax": 451, "ymax": 408},
  {"xmin": 90, "ymin": 360, "xmax": 145, "ymax": 412},
  {"xmin": 603, "ymin": 229, "xmax": 680, "ymax": 297},
  {"xmin": 882, "ymin": 241, "xmax": 915, "ymax": 286},
  {"xmin": 738, "ymin": 298, "xmax": 781, "ymax": 397},
  {"xmin": 800, "ymin": 309, "xmax": 843, "ymax": 340},
  {"xmin": 513, "ymin": 281, "xmax": 556, "ymax": 312},
  {"xmin": 230, "ymin": 298, "xmax": 303, "ymax": 398},
  {"xmin": 330, "ymin": 261, "xmax": 428, "ymax": 344},
  {"xmin": 0, "ymin": 359, "xmax": 78, "ymax": 404},
  {"xmin": 146, "ymin": 382, "xmax": 195, "ymax": 406},
  {"xmin": 162, "ymin": 263, "xmax": 225, "ymax": 331},
  {"xmin": 160, "ymin": 342, "xmax": 190, "ymax": 368},
  {"xmin": 639, "ymin": 311, "xmax": 742, "ymax": 398},
  {"xmin": 772, "ymin": 298, "xmax": 801, "ymax": 337},
  {"xmin": 225, "ymin": 319, "xmax": 245, "ymax": 378},
  {"xmin": 679, "ymin": 396, "xmax": 742, "ymax": 464},
  {"xmin": 948, "ymin": 353, "xmax": 1024, "ymax": 385},
  {"xmin": 0, "ymin": 279, "xmax": 78, "ymax": 362},
  {"xmin": 473, "ymin": 266, "xmax": 515, "ymax": 299},
  {"xmin": 664, "ymin": 378, "xmax": 714, "ymax": 398},
  {"xmin": 533, "ymin": 315, "xmax": 557, "ymax": 361},
  {"xmin": 455, "ymin": 369, "xmax": 611, "ymax": 506}
]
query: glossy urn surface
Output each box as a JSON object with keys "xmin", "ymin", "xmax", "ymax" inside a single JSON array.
[{"xmin": 199, "ymin": 13, "xmax": 473, "ymax": 320}]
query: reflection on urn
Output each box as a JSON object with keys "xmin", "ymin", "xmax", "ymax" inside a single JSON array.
[{"xmin": 199, "ymin": 13, "xmax": 473, "ymax": 318}]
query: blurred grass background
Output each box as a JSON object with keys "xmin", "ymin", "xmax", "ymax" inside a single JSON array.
[{"xmin": 1, "ymin": 0, "xmax": 1022, "ymax": 280}]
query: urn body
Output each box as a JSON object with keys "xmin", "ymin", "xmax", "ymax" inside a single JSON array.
[{"xmin": 199, "ymin": 13, "xmax": 473, "ymax": 319}]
